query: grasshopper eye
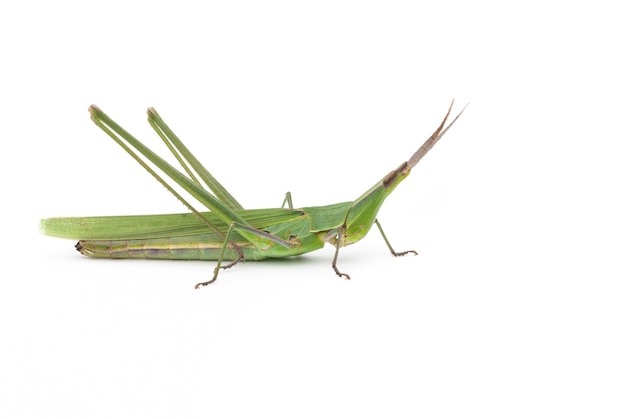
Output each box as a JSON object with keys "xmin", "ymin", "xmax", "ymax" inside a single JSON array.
[
  {"xmin": 382, "ymin": 162, "xmax": 408, "ymax": 188},
  {"xmin": 382, "ymin": 169, "xmax": 397, "ymax": 187}
]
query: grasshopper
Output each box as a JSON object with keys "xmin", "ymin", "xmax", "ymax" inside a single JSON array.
[{"xmin": 40, "ymin": 101, "xmax": 467, "ymax": 287}]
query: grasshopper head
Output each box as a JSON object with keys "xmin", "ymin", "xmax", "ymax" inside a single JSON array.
[
  {"xmin": 381, "ymin": 161, "xmax": 411, "ymax": 191},
  {"xmin": 380, "ymin": 100, "xmax": 468, "ymax": 193},
  {"xmin": 343, "ymin": 101, "xmax": 467, "ymax": 245}
]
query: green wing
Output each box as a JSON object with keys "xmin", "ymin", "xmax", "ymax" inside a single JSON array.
[{"xmin": 40, "ymin": 208, "xmax": 307, "ymax": 240}]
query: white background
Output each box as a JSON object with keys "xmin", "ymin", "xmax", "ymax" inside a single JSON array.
[{"xmin": 2, "ymin": 1, "xmax": 625, "ymax": 418}]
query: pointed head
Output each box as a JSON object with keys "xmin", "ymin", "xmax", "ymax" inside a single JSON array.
[
  {"xmin": 342, "ymin": 100, "xmax": 467, "ymax": 245},
  {"xmin": 380, "ymin": 99, "xmax": 469, "ymax": 193}
]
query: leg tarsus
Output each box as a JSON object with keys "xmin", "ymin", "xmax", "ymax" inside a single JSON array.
[
  {"xmin": 392, "ymin": 249, "xmax": 418, "ymax": 257},
  {"xmin": 219, "ymin": 256, "xmax": 244, "ymax": 271},
  {"xmin": 194, "ymin": 255, "xmax": 244, "ymax": 288},
  {"xmin": 332, "ymin": 265, "xmax": 351, "ymax": 280},
  {"xmin": 194, "ymin": 278, "xmax": 216, "ymax": 289}
]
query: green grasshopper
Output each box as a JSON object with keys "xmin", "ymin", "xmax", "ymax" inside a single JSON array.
[{"xmin": 40, "ymin": 101, "xmax": 467, "ymax": 287}]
